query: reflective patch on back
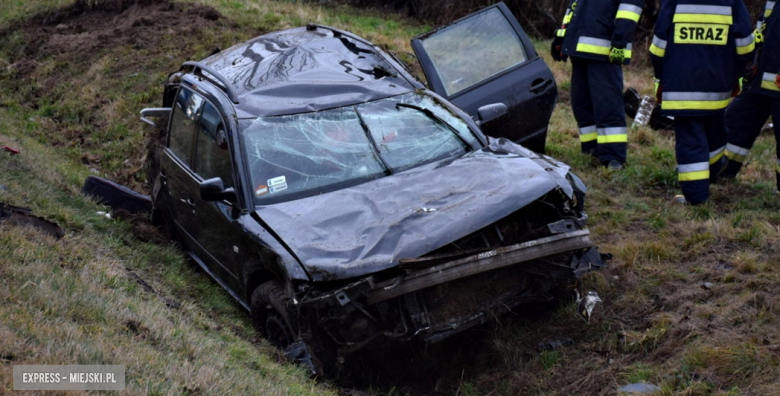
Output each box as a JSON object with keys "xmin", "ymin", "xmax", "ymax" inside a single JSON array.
[{"xmin": 674, "ymin": 24, "xmax": 729, "ymax": 45}]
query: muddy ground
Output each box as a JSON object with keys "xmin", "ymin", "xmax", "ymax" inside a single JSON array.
[{"xmin": 1, "ymin": 0, "xmax": 228, "ymax": 192}]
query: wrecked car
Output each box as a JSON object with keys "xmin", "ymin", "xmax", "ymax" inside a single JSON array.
[{"xmin": 141, "ymin": 3, "xmax": 600, "ymax": 376}]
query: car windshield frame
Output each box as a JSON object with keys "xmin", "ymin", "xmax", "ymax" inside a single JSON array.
[{"xmin": 239, "ymin": 92, "xmax": 482, "ymax": 205}]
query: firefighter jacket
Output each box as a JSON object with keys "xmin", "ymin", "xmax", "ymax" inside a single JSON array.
[
  {"xmin": 743, "ymin": 0, "xmax": 780, "ymax": 97},
  {"xmin": 556, "ymin": 0, "xmax": 644, "ymax": 64},
  {"xmin": 650, "ymin": 0, "xmax": 755, "ymax": 115}
]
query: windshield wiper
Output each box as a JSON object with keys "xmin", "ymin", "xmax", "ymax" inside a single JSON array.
[
  {"xmin": 354, "ymin": 107, "xmax": 394, "ymax": 174},
  {"xmin": 395, "ymin": 103, "xmax": 471, "ymax": 147}
]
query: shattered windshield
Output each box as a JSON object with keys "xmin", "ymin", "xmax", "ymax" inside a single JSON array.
[{"xmin": 242, "ymin": 93, "xmax": 478, "ymax": 204}]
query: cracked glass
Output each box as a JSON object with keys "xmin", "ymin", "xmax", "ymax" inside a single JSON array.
[{"xmin": 242, "ymin": 93, "xmax": 479, "ymax": 204}]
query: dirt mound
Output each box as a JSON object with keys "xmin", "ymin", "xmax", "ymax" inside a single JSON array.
[
  {"xmin": 6, "ymin": 0, "xmax": 222, "ymax": 82},
  {"xmin": 0, "ymin": 0, "xmax": 231, "ymax": 191}
]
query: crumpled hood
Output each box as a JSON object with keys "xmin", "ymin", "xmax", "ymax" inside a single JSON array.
[{"xmin": 256, "ymin": 138, "xmax": 576, "ymax": 281}]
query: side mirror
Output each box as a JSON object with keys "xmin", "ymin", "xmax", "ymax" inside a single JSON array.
[
  {"xmin": 476, "ymin": 103, "xmax": 508, "ymax": 125},
  {"xmin": 200, "ymin": 177, "xmax": 237, "ymax": 202},
  {"xmin": 140, "ymin": 107, "xmax": 172, "ymax": 127}
]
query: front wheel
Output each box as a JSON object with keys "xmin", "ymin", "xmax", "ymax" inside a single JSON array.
[
  {"xmin": 251, "ymin": 280, "xmax": 296, "ymax": 350},
  {"xmin": 250, "ymin": 280, "xmax": 337, "ymax": 377}
]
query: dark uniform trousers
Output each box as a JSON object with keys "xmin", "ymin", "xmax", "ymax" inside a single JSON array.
[
  {"xmin": 674, "ymin": 115, "xmax": 728, "ymax": 204},
  {"xmin": 570, "ymin": 57, "xmax": 627, "ymax": 163},
  {"xmin": 723, "ymin": 91, "xmax": 780, "ymax": 191}
]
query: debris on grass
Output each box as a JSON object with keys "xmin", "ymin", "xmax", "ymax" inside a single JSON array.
[
  {"xmin": 82, "ymin": 176, "xmax": 151, "ymax": 213},
  {"xmin": 0, "ymin": 202, "xmax": 63, "ymax": 239},
  {"xmin": 575, "ymin": 289, "xmax": 602, "ymax": 323},
  {"xmin": 537, "ymin": 338, "xmax": 574, "ymax": 351},
  {"xmin": 617, "ymin": 383, "xmax": 662, "ymax": 394},
  {"xmin": 1, "ymin": 145, "xmax": 19, "ymax": 155}
]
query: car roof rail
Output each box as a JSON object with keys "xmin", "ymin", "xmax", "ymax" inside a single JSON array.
[{"xmin": 181, "ymin": 61, "xmax": 239, "ymax": 104}]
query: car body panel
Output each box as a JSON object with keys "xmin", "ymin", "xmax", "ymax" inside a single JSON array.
[
  {"xmin": 256, "ymin": 138, "xmax": 573, "ymax": 281},
  {"xmin": 200, "ymin": 26, "xmax": 417, "ymax": 118},
  {"xmin": 411, "ymin": 2, "xmax": 557, "ymax": 152}
]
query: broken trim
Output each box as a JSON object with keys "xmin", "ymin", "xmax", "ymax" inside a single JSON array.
[
  {"xmin": 367, "ymin": 229, "xmax": 593, "ymax": 304},
  {"xmin": 181, "ymin": 61, "xmax": 239, "ymax": 104}
]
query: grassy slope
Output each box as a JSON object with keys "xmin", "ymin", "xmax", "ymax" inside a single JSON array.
[{"xmin": 1, "ymin": 0, "xmax": 779, "ymax": 395}]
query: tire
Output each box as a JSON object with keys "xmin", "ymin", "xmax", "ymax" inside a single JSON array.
[
  {"xmin": 251, "ymin": 280, "xmax": 296, "ymax": 350},
  {"xmin": 250, "ymin": 280, "xmax": 338, "ymax": 377}
]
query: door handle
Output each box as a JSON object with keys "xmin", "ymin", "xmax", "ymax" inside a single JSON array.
[
  {"xmin": 180, "ymin": 198, "xmax": 196, "ymax": 207},
  {"xmin": 530, "ymin": 79, "xmax": 552, "ymax": 93}
]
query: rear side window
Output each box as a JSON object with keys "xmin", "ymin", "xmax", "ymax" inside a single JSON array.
[
  {"xmin": 418, "ymin": 7, "xmax": 528, "ymax": 96},
  {"xmin": 168, "ymin": 87, "xmax": 204, "ymax": 165},
  {"xmin": 195, "ymin": 102, "xmax": 233, "ymax": 188}
]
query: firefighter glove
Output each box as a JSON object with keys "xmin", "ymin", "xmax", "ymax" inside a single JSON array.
[
  {"xmin": 609, "ymin": 47, "xmax": 626, "ymax": 64},
  {"xmin": 551, "ymin": 36, "xmax": 565, "ymax": 62}
]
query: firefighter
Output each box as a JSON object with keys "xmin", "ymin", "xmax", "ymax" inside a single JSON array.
[
  {"xmin": 650, "ymin": 0, "xmax": 755, "ymax": 205},
  {"xmin": 721, "ymin": 0, "xmax": 780, "ymax": 195},
  {"xmin": 551, "ymin": 0, "xmax": 644, "ymax": 170}
]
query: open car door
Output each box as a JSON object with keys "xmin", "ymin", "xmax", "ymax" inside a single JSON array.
[{"xmin": 411, "ymin": 2, "xmax": 557, "ymax": 153}]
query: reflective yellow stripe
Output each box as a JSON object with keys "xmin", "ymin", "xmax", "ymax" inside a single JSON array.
[
  {"xmin": 737, "ymin": 40, "xmax": 755, "ymax": 55},
  {"xmin": 649, "ymin": 44, "xmax": 666, "ymax": 57},
  {"xmin": 577, "ymin": 43, "xmax": 610, "ymax": 55},
  {"xmin": 662, "ymin": 99, "xmax": 731, "ymax": 110},
  {"xmin": 766, "ymin": 9, "xmax": 773, "ymax": 18},
  {"xmin": 616, "ymin": 10, "xmax": 641, "ymax": 22},
  {"xmin": 556, "ymin": 29, "xmax": 566, "ymax": 37},
  {"xmin": 597, "ymin": 134, "xmax": 628, "ymax": 143},
  {"xmin": 709, "ymin": 151, "xmax": 724, "ymax": 164},
  {"xmin": 673, "ymin": 14, "xmax": 733, "ymax": 24},
  {"xmin": 761, "ymin": 80, "xmax": 780, "ymax": 91},
  {"xmin": 580, "ymin": 132, "xmax": 598, "ymax": 142},
  {"xmin": 727, "ymin": 151, "xmax": 747, "ymax": 162},
  {"xmin": 563, "ymin": 11, "xmax": 573, "ymax": 24},
  {"xmin": 726, "ymin": 143, "xmax": 749, "ymax": 163},
  {"xmin": 576, "ymin": 43, "xmax": 633, "ymax": 58},
  {"xmin": 679, "ymin": 170, "xmax": 709, "ymax": 181}
]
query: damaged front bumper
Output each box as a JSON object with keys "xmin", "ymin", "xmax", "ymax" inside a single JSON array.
[{"xmin": 297, "ymin": 217, "xmax": 607, "ymax": 358}]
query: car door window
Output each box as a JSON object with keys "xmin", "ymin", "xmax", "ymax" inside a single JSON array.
[
  {"xmin": 195, "ymin": 102, "xmax": 233, "ymax": 189},
  {"xmin": 168, "ymin": 87, "xmax": 204, "ymax": 165},
  {"xmin": 418, "ymin": 7, "xmax": 528, "ymax": 96}
]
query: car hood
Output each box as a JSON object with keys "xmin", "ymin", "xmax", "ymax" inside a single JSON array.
[{"xmin": 255, "ymin": 138, "xmax": 577, "ymax": 281}]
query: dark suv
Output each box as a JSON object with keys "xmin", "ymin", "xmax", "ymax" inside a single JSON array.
[{"xmin": 141, "ymin": 3, "xmax": 600, "ymax": 376}]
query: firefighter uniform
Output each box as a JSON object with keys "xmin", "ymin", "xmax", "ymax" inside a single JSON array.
[
  {"xmin": 722, "ymin": 0, "xmax": 780, "ymax": 192},
  {"xmin": 552, "ymin": 0, "xmax": 644, "ymax": 167},
  {"xmin": 649, "ymin": 0, "xmax": 755, "ymax": 204}
]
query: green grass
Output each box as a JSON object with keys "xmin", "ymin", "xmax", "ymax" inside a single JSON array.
[{"xmin": 2, "ymin": 0, "xmax": 780, "ymax": 395}]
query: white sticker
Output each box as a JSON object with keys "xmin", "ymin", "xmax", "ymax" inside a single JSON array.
[
  {"xmin": 267, "ymin": 176, "xmax": 286, "ymax": 187},
  {"xmin": 269, "ymin": 183, "xmax": 288, "ymax": 194},
  {"xmin": 255, "ymin": 185, "xmax": 269, "ymax": 196}
]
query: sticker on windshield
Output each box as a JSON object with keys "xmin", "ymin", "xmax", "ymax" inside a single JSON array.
[
  {"xmin": 255, "ymin": 184, "xmax": 269, "ymax": 196},
  {"xmin": 267, "ymin": 176, "xmax": 288, "ymax": 194}
]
